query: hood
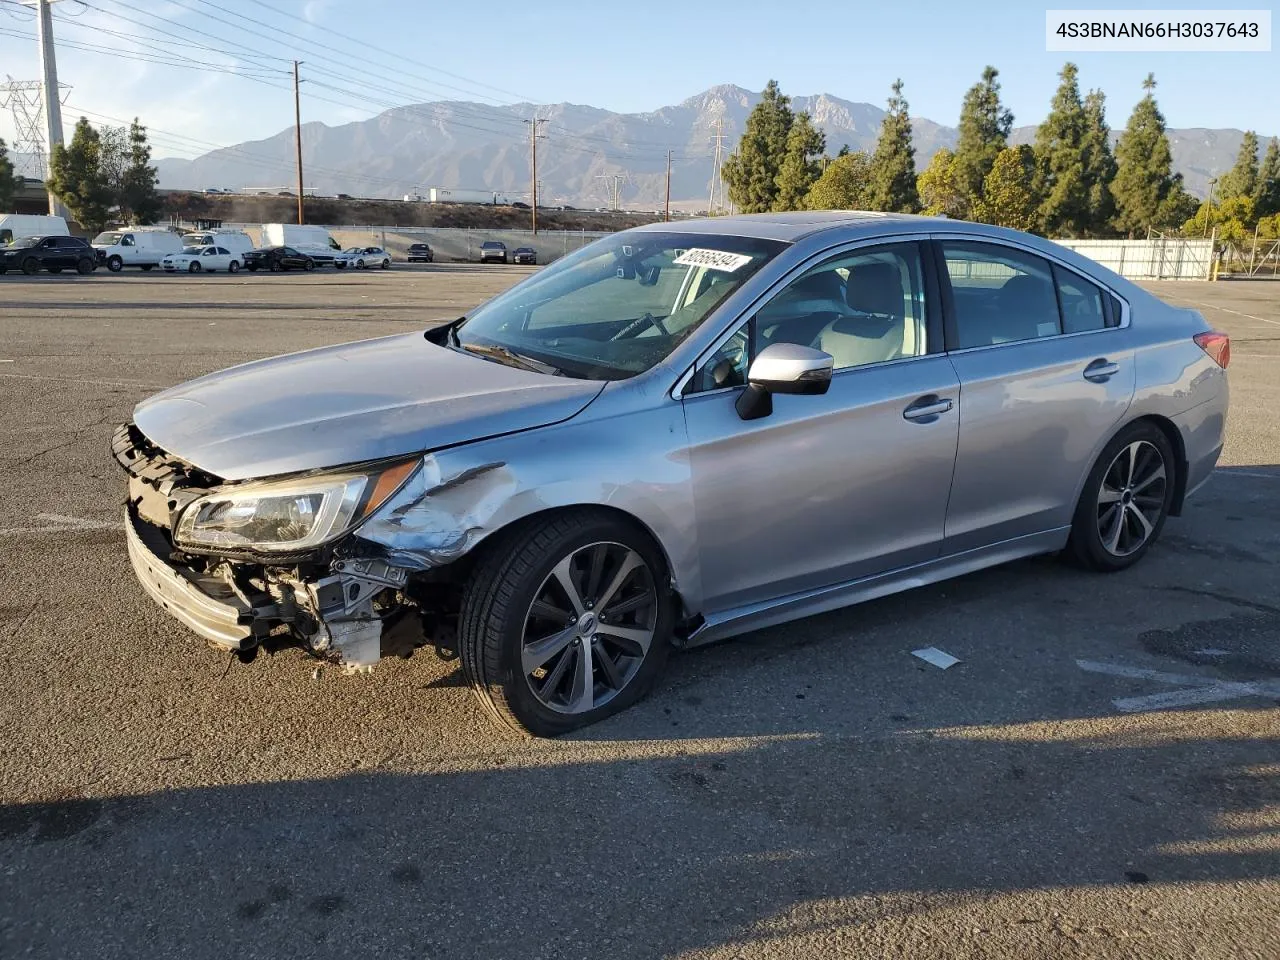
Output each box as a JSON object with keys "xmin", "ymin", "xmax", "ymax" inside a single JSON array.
[{"xmin": 133, "ymin": 333, "xmax": 605, "ymax": 481}]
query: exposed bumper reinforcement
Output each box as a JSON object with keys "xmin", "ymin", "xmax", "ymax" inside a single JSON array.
[{"xmin": 125, "ymin": 508, "xmax": 253, "ymax": 651}]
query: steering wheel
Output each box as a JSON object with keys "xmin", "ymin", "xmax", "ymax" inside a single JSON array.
[{"xmin": 611, "ymin": 312, "xmax": 668, "ymax": 340}]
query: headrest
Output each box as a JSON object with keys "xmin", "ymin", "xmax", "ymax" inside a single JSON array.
[{"xmin": 845, "ymin": 261, "xmax": 904, "ymax": 319}]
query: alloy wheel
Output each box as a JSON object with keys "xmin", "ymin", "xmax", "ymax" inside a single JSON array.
[
  {"xmin": 521, "ymin": 541, "xmax": 658, "ymax": 715},
  {"xmin": 1097, "ymin": 440, "xmax": 1167, "ymax": 557}
]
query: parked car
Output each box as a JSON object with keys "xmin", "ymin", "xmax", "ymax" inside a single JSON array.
[
  {"xmin": 93, "ymin": 229, "xmax": 186, "ymax": 272},
  {"xmin": 512, "ymin": 246, "xmax": 537, "ymax": 265},
  {"xmin": 479, "ymin": 240, "xmax": 508, "ymax": 264},
  {"xmin": 406, "ymin": 242, "xmax": 434, "ymax": 263},
  {"xmin": 511, "ymin": 202, "xmax": 531, "ymax": 210},
  {"xmin": 334, "ymin": 246, "xmax": 392, "ymax": 270},
  {"xmin": 0, "ymin": 234, "xmax": 97, "ymax": 275},
  {"xmin": 241, "ymin": 246, "xmax": 315, "ymax": 272},
  {"xmin": 181, "ymin": 230, "xmax": 255, "ymax": 257},
  {"xmin": 112, "ymin": 213, "xmax": 1229, "ymax": 736},
  {"xmin": 161, "ymin": 245, "xmax": 243, "ymax": 273}
]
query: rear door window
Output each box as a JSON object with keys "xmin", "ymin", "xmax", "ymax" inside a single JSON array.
[
  {"xmin": 941, "ymin": 242, "xmax": 1060, "ymax": 348},
  {"xmin": 1053, "ymin": 265, "xmax": 1108, "ymax": 333}
]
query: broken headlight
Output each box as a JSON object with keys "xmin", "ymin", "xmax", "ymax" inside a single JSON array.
[{"xmin": 174, "ymin": 461, "xmax": 417, "ymax": 553}]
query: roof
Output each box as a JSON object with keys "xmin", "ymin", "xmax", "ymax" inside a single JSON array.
[{"xmin": 630, "ymin": 210, "xmax": 953, "ymax": 242}]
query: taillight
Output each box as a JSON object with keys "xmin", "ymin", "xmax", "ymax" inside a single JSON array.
[{"xmin": 1194, "ymin": 331, "xmax": 1230, "ymax": 369}]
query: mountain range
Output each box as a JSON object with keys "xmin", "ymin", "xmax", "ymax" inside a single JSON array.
[{"xmin": 136, "ymin": 84, "xmax": 1272, "ymax": 206}]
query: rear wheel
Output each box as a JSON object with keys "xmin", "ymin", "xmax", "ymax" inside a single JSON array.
[
  {"xmin": 76, "ymin": 257, "xmax": 94, "ymax": 274},
  {"xmin": 380, "ymin": 259, "xmax": 390, "ymax": 269},
  {"xmin": 459, "ymin": 511, "xmax": 674, "ymax": 736},
  {"xmin": 228, "ymin": 261, "xmax": 239, "ymax": 273},
  {"xmin": 106, "ymin": 255, "xmax": 123, "ymax": 272},
  {"xmin": 1067, "ymin": 421, "xmax": 1176, "ymax": 572}
]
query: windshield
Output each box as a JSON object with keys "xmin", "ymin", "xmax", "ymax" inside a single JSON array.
[
  {"xmin": 10, "ymin": 236, "xmax": 41, "ymax": 248},
  {"xmin": 453, "ymin": 231, "xmax": 787, "ymax": 380},
  {"xmin": 92, "ymin": 232, "xmax": 123, "ymax": 245}
]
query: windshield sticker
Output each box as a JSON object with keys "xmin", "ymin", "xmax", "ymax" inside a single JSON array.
[{"xmin": 673, "ymin": 248, "xmax": 753, "ymax": 272}]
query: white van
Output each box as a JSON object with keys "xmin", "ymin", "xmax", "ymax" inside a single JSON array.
[
  {"xmin": 0, "ymin": 214, "xmax": 69, "ymax": 246},
  {"xmin": 92, "ymin": 228, "xmax": 186, "ymax": 271},
  {"xmin": 181, "ymin": 230, "xmax": 255, "ymax": 256}
]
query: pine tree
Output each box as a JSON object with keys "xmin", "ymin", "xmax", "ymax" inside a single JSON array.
[
  {"xmin": 1034, "ymin": 63, "xmax": 1090, "ymax": 237},
  {"xmin": 122, "ymin": 119, "xmax": 162, "ymax": 224},
  {"xmin": 805, "ymin": 151, "xmax": 873, "ymax": 210},
  {"xmin": 1080, "ymin": 90, "xmax": 1117, "ymax": 236},
  {"xmin": 1251, "ymin": 137, "xmax": 1280, "ymax": 218},
  {"xmin": 722, "ymin": 80, "xmax": 794, "ymax": 214},
  {"xmin": 0, "ymin": 137, "xmax": 17, "ymax": 212},
  {"xmin": 1219, "ymin": 131, "xmax": 1259, "ymax": 200},
  {"xmin": 953, "ymin": 66, "xmax": 1013, "ymax": 207},
  {"xmin": 972, "ymin": 145, "xmax": 1041, "ymax": 232},
  {"xmin": 773, "ymin": 111, "xmax": 825, "ymax": 211},
  {"xmin": 917, "ymin": 149, "xmax": 967, "ymax": 218},
  {"xmin": 1111, "ymin": 74, "xmax": 1181, "ymax": 236},
  {"xmin": 868, "ymin": 79, "xmax": 919, "ymax": 213},
  {"xmin": 47, "ymin": 117, "xmax": 113, "ymax": 232}
]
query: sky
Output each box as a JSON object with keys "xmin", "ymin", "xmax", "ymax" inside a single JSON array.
[{"xmin": 0, "ymin": 0, "xmax": 1276, "ymax": 167}]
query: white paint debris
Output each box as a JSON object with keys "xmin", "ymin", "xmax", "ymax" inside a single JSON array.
[
  {"xmin": 912, "ymin": 647, "xmax": 961, "ymax": 670},
  {"xmin": 1195, "ymin": 648, "xmax": 1232, "ymax": 657},
  {"xmin": 1076, "ymin": 659, "xmax": 1280, "ymax": 713}
]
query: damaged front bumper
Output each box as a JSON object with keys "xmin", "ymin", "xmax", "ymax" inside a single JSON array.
[
  {"xmin": 115, "ymin": 423, "xmax": 423, "ymax": 670},
  {"xmin": 125, "ymin": 505, "xmax": 254, "ymax": 651}
]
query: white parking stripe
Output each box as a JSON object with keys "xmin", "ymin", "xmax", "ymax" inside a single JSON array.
[
  {"xmin": 0, "ymin": 514, "xmax": 120, "ymax": 537},
  {"xmin": 0, "ymin": 372, "xmax": 164, "ymax": 389},
  {"xmin": 1168, "ymin": 296, "xmax": 1280, "ymax": 327},
  {"xmin": 1077, "ymin": 659, "xmax": 1280, "ymax": 713}
]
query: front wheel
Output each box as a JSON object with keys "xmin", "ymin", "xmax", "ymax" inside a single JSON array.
[
  {"xmin": 247, "ymin": 263, "xmax": 259, "ymax": 272},
  {"xmin": 76, "ymin": 257, "xmax": 95, "ymax": 274},
  {"xmin": 304, "ymin": 259, "xmax": 315, "ymax": 271},
  {"xmin": 270, "ymin": 260, "xmax": 282, "ymax": 272},
  {"xmin": 1066, "ymin": 421, "xmax": 1177, "ymax": 572},
  {"xmin": 48, "ymin": 267, "xmax": 63, "ymax": 274},
  {"xmin": 21, "ymin": 257, "xmax": 40, "ymax": 275},
  {"xmin": 106, "ymin": 255, "xmax": 123, "ymax": 272},
  {"xmin": 189, "ymin": 261, "xmax": 201, "ymax": 273},
  {"xmin": 459, "ymin": 511, "xmax": 674, "ymax": 736}
]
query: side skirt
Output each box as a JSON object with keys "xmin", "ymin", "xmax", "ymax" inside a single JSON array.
[{"xmin": 682, "ymin": 527, "xmax": 1071, "ymax": 649}]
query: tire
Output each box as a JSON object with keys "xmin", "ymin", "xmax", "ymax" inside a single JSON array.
[
  {"xmin": 141, "ymin": 265, "xmax": 154, "ymax": 272},
  {"xmin": 270, "ymin": 260, "xmax": 282, "ymax": 272},
  {"xmin": 247, "ymin": 263, "xmax": 259, "ymax": 272},
  {"xmin": 459, "ymin": 510, "xmax": 675, "ymax": 736},
  {"xmin": 304, "ymin": 259, "xmax": 315, "ymax": 271},
  {"xmin": 48, "ymin": 267, "xmax": 63, "ymax": 274},
  {"xmin": 106, "ymin": 255, "xmax": 123, "ymax": 272},
  {"xmin": 76, "ymin": 257, "xmax": 94, "ymax": 274},
  {"xmin": 380, "ymin": 259, "xmax": 390, "ymax": 269},
  {"xmin": 21, "ymin": 257, "xmax": 40, "ymax": 276},
  {"xmin": 1066, "ymin": 421, "xmax": 1177, "ymax": 572},
  {"xmin": 355, "ymin": 259, "xmax": 365, "ymax": 270},
  {"xmin": 228, "ymin": 261, "xmax": 239, "ymax": 273},
  {"xmin": 189, "ymin": 261, "xmax": 201, "ymax": 273}
]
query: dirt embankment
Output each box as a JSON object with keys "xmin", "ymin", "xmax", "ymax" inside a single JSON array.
[{"xmin": 162, "ymin": 192, "xmax": 664, "ymax": 231}]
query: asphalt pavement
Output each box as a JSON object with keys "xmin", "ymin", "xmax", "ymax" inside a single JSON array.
[{"xmin": 0, "ymin": 266, "xmax": 1277, "ymax": 959}]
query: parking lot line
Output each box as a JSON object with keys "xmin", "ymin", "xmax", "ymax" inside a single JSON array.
[{"xmin": 0, "ymin": 371, "xmax": 164, "ymax": 389}]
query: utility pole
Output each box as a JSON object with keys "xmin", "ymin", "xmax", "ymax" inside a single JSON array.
[
  {"xmin": 293, "ymin": 60, "xmax": 305, "ymax": 225},
  {"xmin": 664, "ymin": 150, "xmax": 672, "ymax": 222},
  {"xmin": 524, "ymin": 116, "xmax": 547, "ymax": 234},
  {"xmin": 35, "ymin": 0, "xmax": 67, "ymax": 217},
  {"xmin": 1203, "ymin": 177, "xmax": 1217, "ymax": 239}
]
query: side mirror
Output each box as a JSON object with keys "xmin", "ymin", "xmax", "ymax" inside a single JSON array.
[{"xmin": 735, "ymin": 343, "xmax": 834, "ymax": 421}]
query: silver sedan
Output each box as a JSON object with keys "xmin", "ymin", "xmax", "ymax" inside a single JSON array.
[{"xmin": 114, "ymin": 213, "xmax": 1229, "ymax": 735}]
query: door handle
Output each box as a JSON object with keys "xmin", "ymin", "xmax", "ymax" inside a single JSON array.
[
  {"xmin": 1083, "ymin": 358, "xmax": 1119, "ymax": 382},
  {"xmin": 903, "ymin": 395, "xmax": 954, "ymax": 421}
]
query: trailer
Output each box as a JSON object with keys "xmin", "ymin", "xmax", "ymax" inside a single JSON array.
[{"xmin": 427, "ymin": 188, "xmax": 497, "ymax": 205}]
